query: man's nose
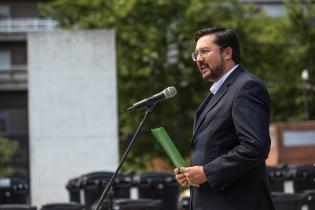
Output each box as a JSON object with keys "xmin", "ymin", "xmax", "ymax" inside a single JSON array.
[{"xmin": 196, "ymin": 53, "xmax": 203, "ymax": 61}]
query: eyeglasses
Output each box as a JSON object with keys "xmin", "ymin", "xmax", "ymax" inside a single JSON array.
[{"xmin": 191, "ymin": 48, "xmax": 211, "ymax": 61}]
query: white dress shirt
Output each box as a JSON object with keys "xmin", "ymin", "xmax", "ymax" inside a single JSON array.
[{"xmin": 210, "ymin": 64, "xmax": 239, "ymax": 94}]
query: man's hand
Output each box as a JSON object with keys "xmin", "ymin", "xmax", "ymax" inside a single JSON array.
[
  {"xmin": 174, "ymin": 166, "xmax": 207, "ymax": 186},
  {"xmin": 174, "ymin": 167, "xmax": 189, "ymax": 187}
]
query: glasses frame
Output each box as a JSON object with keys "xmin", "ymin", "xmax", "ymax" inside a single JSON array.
[
  {"xmin": 191, "ymin": 48, "xmax": 211, "ymax": 61},
  {"xmin": 191, "ymin": 46, "xmax": 228, "ymax": 62}
]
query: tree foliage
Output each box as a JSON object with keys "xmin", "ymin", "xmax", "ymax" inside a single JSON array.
[
  {"xmin": 0, "ymin": 137, "xmax": 19, "ymax": 176},
  {"xmin": 40, "ymin": 0, "xmax": 315, "ymax": 171}
]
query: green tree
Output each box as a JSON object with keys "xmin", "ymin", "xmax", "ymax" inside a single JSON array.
[
  {"xmin": 281, "ymin": 1, "xmax": 315, "ymax": 120},
  {"xmin": 40, "ymin": 0, "xmax": 315, "ymax": 171},
  {"xmin": 0, "ymin": 137, "xmax": 19, "ymax": 176}
]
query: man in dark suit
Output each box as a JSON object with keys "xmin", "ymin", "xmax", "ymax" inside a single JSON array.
[{"xmin": 174, "ymin": 27, "xmax": 275, "ymax": 210}]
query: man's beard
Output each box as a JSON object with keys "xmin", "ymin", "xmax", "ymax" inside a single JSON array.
[{"xmin": 205, "ymin": 55, "xmax": 225, "ymax": 82}]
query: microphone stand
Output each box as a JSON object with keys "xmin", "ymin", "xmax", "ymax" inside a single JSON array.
[{"xmin": 94, "ymin": 104, "xmax": 156, "ymax": 210}]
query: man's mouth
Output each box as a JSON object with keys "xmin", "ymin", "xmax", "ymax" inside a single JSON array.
[{"xmin": 199, "ymin": 62, "xmax": 209, "ymax": 71}]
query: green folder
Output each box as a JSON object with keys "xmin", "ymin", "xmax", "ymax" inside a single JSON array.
[
  {"xmin": 151, "ymin": 127, "xmax": 199, "ymax": 187},
  {"xmin": 151, "ymin": 127, "xmax": 185, "ymax": 168}
]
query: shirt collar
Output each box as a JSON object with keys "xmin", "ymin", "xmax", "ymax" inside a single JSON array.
[{"xmin": 210, "ymin": 64, "xmax": 239, "ymax": 94}]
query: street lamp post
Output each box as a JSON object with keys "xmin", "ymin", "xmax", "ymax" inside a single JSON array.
[{"xmin": 301, "ymin": 69, "xmax": 310, "ymax": 120}]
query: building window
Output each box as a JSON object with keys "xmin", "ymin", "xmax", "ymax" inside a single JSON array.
[
  {"xmin": 0, "ymin": 5, "xmax": 10, "ymax": 18},
  {"xmin": 0, "ymin": 111, "xmax": 7, "ymax": 133},
  {"xmin": 0, "ymin": 51, "xmax": 11, "ymax": 71}
]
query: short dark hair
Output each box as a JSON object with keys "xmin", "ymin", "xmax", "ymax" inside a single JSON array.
[{"xmin": 195, "ymin": 27, "xmax": 241, "ymax": 64}]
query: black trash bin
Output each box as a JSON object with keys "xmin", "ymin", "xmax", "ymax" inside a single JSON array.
[
  {"xmin": 80, "ymin": 171, "xmax": 132, "ymax": 210},
  {"xmin": 138, "ymin": 172, "xmax": 179, "ymax": 210},
  {"xmin": 272, "ymin": 192, "xmax": 305, "ymax": 210},
  {"xmin": 66, "ymin": 177, "xmax": 82, "ymax": 204},
  {"xmin": 289, "ymin": 164, "xmax": 315, "ymax": 192},
  {"xmin": 267, "ymin": 165, "xmax": 287, "ymax": 192},
  {"xmin": 0, "ymin": 178, "xmax": 28, "ymax": 204},
  {"xmin": 114, "ymin": 173, "xmax": 133, "ymax": 199},
  {"xmin": 41, "ymin": 202, "xmax": 82, "ymax": 210},
  {"xmin": 0, "ymin": 204, "xmax": 36, "ymax": 210}
]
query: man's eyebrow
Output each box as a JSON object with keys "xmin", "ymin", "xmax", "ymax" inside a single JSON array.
[{"xmin": 195, "ymin": 47, "xmax": 211, "ymax": 51}]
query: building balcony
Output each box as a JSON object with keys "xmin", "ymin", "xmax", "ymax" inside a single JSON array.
[
  {"xmin": 0, "ymin": 66, "xmax": 27, "ymax": 90},
  {"xmin": 0, "ymin": 18, "xmax": 57, "ymax": 33}
]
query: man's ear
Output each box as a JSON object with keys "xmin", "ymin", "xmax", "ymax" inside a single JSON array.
[{"xmin": 224, "ymin": 47, "xmax": 233, "ymax": 60}]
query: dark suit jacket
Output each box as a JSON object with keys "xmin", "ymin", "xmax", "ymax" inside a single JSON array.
[{"xmin": 190, "ymin": 66, "xmax": 275, "ymax": 210}]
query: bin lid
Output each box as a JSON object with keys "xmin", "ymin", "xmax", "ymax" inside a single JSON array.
[
  {"xmin": 267, "ymin": 166, "xmax": 287, "ymax": 178},
  {"xmin": 302, "ymin": 190, "xmax": 315, "ymax": 201},
  {"xmin": 139, "ymin": 172, "xmax": 176, "ymax": 185},
  {"xmin": 293, "ymin": 164, "xmax": 315, "ymax": 178},
  {"xmin": 66, "ymin": 177, "xmax": 81, "ymax": 189},
  {"xmin": 114, "ymin": 198, "xmax": 162, "ymax": 208},
  {"xmin": 272, "ymin": 192, "xmax": 304, "ymax": 202},
  {"xmin": 0, "ymin": 178, "xmax": 28, "ymax": 190},
  {"xmin": 92, "ymin": 199, "xmax": 162, "ymax": 209},
  {"xmin": 41, "ymin": 202, "xmax": 82, "ymax": 210},
  {"xmin": 79, "ymin": 171, "xmax": 114, "ymax": 187},
  {"xmin": 80, "ymin": 171, "xmax": 132, "ymax": 187},
  {"xmin": 0, "ymin": 178, "xmax": 10, "ymax": 188},
  {"xmin": 0, "ymin": 204, "xmax": 36, "ymax": 210}
]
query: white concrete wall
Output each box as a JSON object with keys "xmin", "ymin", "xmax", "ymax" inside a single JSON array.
[{"xmin": 27, "ymin": 30, "xmax": 118, "ymax": 206}]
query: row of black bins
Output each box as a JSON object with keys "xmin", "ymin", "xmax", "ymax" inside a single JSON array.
[
  {"xmin": 272, "ymin": 191, "xmax": 315, "ymax": 210},
  {"xmin": 1, "ymin": 191, "xmax": 314, "ymax": 210},
  {"xmin": 0, "ymin": 199, "xmax": 161, "ymax": 210},
  {"xmin": 66, "ymin": 171, "xmax": 179, "ymax": 210},
  {"xmin": 177, "ymin": 190, "xmax": 315, "ymax": 210},
  {"xmin": 0, "ymin": 178, "xmax": 29, "ymax": 204},
  {"xmin": 267, "ymin": 164, "xmax": 315, "ymax": 192}
]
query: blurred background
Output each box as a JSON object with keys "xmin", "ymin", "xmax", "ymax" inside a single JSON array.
[{"xmin": 0, "ymin": 0, "xmax": 315, "ymax": 210}]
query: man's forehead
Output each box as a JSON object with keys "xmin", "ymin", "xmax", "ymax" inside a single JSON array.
[{"xmin": 195, "ymin": 34, "xmax": 217, "ymax": 49}]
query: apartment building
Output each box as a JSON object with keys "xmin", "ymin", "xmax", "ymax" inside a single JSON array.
[
  {"xmin": 0, "ymin": 1, "xmax": 119, "ymax": 205},
  {"xmin": 0, "ymin": 0, "xmax": 56, "ymax": 180}
]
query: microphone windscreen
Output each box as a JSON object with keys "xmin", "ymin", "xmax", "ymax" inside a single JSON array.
[{"xmin": 164, "ymin": 86, "xmax": 177, "ymax": 98}]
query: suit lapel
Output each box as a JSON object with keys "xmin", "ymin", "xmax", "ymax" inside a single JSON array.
[
  {"xmin": 191, "ymin": 66, "xmax": 244, "ymax": 147},
  {"xmin": 193, "ymin": 92, "xmax": 213, "ymax": 133}
]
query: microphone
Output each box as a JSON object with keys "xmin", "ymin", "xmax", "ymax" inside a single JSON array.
[{"xmin": 127, "ymin": 86, "xmax": 177, "ymax": 111}]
